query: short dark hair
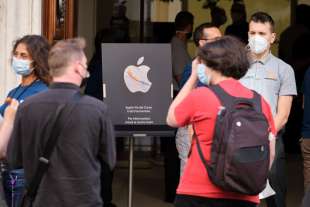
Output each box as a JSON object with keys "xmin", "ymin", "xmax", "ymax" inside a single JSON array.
[
  {"xmin": 231, "ymin": 3, "xmax": 246, "ymax": 21},
  {"xmin": 174, "ymin": 11, "xmax": 194, "ymax": 31},
  {"xmin": 250, "ymin": 12, "xmax": 275, "ymax": 31},
  {"xmin": 197, "ymin": 36, "xmax": 249, "ymax": 79},
  {"xmin": 210, "ymin": 6, "xmax": 227, "ymax": 27},
  {"xmin": 193, "ymin": 23, "xmax": 216, "ymax": 46},
  {"xmin": 13, "ymin": 35, "xmax": 51, "ymax": 84}
]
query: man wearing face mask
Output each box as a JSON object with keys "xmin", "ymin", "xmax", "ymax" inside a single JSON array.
[
  {"xmin": 240, "ymin": 12, "xmax": 297, "ymax": 207},
  {"xmin": 176, "ymin": 23, "xmax": 222, "ymax": 176},
  {"xmin": 7, "ymin": 38, "xmax": 116, "ymax": 207},
  {"xmin": 180, "ymin": 22, "xmax": 222, "ymax": 88}
]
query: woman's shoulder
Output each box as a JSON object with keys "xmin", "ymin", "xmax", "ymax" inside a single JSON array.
[
  {"xmin": 7, "ymin": 86, "xmax": 18, "ymax": 95},
  {"xmin": 193, "ymin": 86, "xmax": 214, "ymax": 96},
  {"xmin": 188, "ymin": 87, "xmax": 218, "ymax": 102},
  {"xmin": 31, "ymin": 80, "xmax": 48, "ymax": 91}
]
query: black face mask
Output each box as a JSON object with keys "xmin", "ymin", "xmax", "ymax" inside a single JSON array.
[
  {"xmin": 78, "ymin": 70, "xmax": 90, "ymax": 88},
  {"xmin": 80, "ymin": 78, "xmax": 88, "ymax": 88},
  {"xmin": 186, "ymin": 32, "xmax": 193, "ymax": 40}
]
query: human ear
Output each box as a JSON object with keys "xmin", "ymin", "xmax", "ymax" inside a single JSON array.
[{"xmin": 270, "ymin": 32, "xmax": 276, "ymax": 44}]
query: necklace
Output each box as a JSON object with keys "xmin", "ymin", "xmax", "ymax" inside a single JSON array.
[{"xmin": 4, "ymin": 79, "xmax": 38, "ymax": 104}]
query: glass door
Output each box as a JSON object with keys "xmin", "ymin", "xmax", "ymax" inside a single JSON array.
[{"xmin": 42, "ymin": 0, "xmax": 75, "ymax": 43}]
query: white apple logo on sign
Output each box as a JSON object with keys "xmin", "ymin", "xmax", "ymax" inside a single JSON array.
[{"xmin": 124, "ymin": 57, "xmax": 152, "ymax": 93}]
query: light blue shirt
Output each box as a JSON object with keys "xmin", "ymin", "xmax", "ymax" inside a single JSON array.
[{"xmin": 240, "ymin": 53, "xmax": 297, "ymax": 117}]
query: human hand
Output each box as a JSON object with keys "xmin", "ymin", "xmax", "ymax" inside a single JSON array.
[
  {"xmin": 4, "ymin": 99, "xmax": 19, "ymax": 124},
  {"xmin": 190, "ymin": 57, "xmax": 200, "ymax": 79}
]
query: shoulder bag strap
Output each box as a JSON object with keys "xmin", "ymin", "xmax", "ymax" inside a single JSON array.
[{"xmin": 25, "ymin": 92, "xmax": 81, "ymax": 202}]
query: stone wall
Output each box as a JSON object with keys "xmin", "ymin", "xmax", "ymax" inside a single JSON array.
[{"xmin": 0, "ymin": 0, "xmax": 41, "ymax": 102}]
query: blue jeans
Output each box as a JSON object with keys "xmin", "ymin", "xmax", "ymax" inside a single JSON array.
[{"xmin": 2, "ymin": 169, "xmax": 25, "ymax": 207}]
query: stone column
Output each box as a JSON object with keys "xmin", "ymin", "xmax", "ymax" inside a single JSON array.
[{"xmin": 0, "ymin": 0, "xmax": 42, "ymax": 102}]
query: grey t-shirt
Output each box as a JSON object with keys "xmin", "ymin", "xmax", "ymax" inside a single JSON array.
[{"xmin": 240, "ymin": 53, "xmax": 297, "ymax": 116}]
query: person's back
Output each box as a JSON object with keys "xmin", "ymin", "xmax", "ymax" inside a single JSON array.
[
  {"xmin": 7, "ymin": 38, "xmax": 116, "ymax": 207},
  {"xmin": 9, "ymin": 85, "xmax": 114, "ymax": 206},
  {"xmin": 171, "ymin": 11, "xmax": 194, "ymax": 92},
  {"xmin": 166, "ymin": 36, "xmax": 276, "ymax": 207},
  {"xmin": 225, "ymin": 2, "xmax": 248, "ymax": 44},
  {"xmin": 279, "ymin": 4, "xmax": 310, "ymax": 64}
]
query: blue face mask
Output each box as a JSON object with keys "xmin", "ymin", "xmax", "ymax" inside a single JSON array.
[
  {"xmin": 197, "ymin": 63, "xmax": 210, "ymax": 85},
  {"xmin": 12, "ymin": 57, "xmax": 33, "ymax": 76}
]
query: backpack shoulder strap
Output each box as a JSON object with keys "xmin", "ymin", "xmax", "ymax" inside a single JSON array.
[
  {"xmin": 24, "ymin": 92, "xmax": 81, "ymax": 203},
  {"xmin": 208, "ymin": 84, "xmax": 235, "ymax": 108},
  {"xmin": 251, "ymin": 90, "xmax": 262, "ymax": 112},
  {"xmin": 210, "ymin": 85, "xmax": 263, "ymax": 113}
]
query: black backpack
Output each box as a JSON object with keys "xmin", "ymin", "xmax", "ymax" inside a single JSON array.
[{"xmin": 194, "ymin": 85, "xmax": 270, "ymax": 195}]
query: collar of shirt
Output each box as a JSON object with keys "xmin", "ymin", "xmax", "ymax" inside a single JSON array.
[
  {"xmin": 49, "ymin": 82, "xmax": 80, "ymax": 90},
  {"xmin": 250, "ymin": 52, "xmax": 272, "ymax": 65},
  {"xmin": 172, "ymin": 36, "xmax": 187, "ymax": 49}
]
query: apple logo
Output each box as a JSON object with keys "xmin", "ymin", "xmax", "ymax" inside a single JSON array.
[{"xmin": 124, "ymin": 56, "xmax": 152, "ymax": 93}]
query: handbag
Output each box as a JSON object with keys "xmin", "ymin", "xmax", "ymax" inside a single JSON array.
[{"xmin": 20, "ymin": 92, "xmax": 81, "ymax": 207}]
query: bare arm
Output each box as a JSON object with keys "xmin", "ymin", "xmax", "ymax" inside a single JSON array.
[
  {"xmin": 269, "ymin": 134, "xmax": 276, "ymax": 169},
  {"xmin": 167, "ymin": 58, "xmax": 199, "ymax": 127},
  {"xmin": 0, "ymin": 100, "xmax": 19, "ymax": 158},
  {"xmin": 274, "ymin": 95, "xmax": 293, "ymax": 132}
]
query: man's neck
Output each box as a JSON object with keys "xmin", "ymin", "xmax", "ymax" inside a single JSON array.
[
  {"xmin": 175, "ymin": 32, "xmax": 187, "ymax": 43},
  {"xmin": 252, "ymin": 50, "xmax": 270, "ymax": 61},
  {"xmin": 210, "ymin": 71, "xmax": 230, "ymax": 85},
  {"xmin": 52, "ymin": 76, "xmax": 81, "ymax": 86},
  {"xmin": 21, "ymin": 74, "xmax": 37, "ymax": 86}
]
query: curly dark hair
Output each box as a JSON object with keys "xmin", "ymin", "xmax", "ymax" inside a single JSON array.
[
  {"xmin": 12, "ymin": 35, "xmax": 51, "ymax": 84},
  {"xmin": 197, "ymin": 35, "xmax": 249, "ymax": 79}
]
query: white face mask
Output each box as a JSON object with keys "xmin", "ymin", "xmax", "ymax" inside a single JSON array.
[
  {"xmin": 248, "ymin": 35, "xmax": 268, "ymax": 54},
  {"xmin": 12, "ymin": 57, "xmax": 33, "ymax": 76}
]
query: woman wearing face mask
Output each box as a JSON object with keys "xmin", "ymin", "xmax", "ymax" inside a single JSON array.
[
  {"xmin": 0, "ymin": 35, "xmax": 50, "ymax": 115},
  {"xmin": 166, "ymin": 36, "xmax": 276, "ymax": 207},
  {"xmin": 0, "ymin": 35, "xmax": 50, "ymax": 207}
]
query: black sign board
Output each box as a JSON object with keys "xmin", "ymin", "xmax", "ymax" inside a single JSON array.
[{"xmin": 102, "ymin": 43, "xmax": 174, "ymax": 136}]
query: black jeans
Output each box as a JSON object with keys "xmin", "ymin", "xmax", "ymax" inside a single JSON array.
[
  {"xmin": 161, "ymin": 137, "xmax": 180, "ymax": 202},
  {"xmin": 175, "ymin": 195, "xmax": 257, "ymax": 207},
  {"xmin": 101, "ymin": 161, "xmax": 114, "ymax": 207},
  {"xmin": 265, "ymin": 136, "xmax": 286, "ymax": 207}
]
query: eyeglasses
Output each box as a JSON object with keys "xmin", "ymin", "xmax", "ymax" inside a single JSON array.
[
  {"xmin": 199, "ymin": 38, "xmax": 211, "ymax": 41},
  {"xmin": 199, "ymin": 37, "xmax": 220, "ymax": 42}
]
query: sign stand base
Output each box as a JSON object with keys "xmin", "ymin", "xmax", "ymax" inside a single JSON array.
[
  {"xmin": 117, "ymin": 132, "xmax": 174, "ymax": 207},
  {"xmin": 128, "ymin": 136, "xmax": 134, "ymax": 207}
]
